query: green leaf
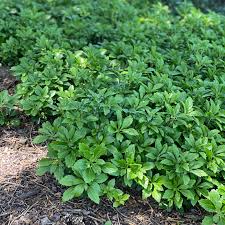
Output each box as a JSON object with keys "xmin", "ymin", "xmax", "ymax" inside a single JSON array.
[
  {"xmin": 73, "ymin": 159, "xmax": 88, "ymax": 171},
  {"xmin": 62, "ymin": 187, "xmax": 76, "ymax": 202},
  {"xmin": 62, "ymin": 185, "xmax": 85, "ymax": 202},
  {"xmin": 116, "ymin": 133, "xmax": 124, "ymax": 142},
  {"xmin": 92, "ymin": 164, "xmax": 101, "ymax": 174},
  {"xmin": 54, "ymin": 165, "xmax": 64, "ymax": 180},
  {"xmin": 202, "ymin": 216, "xmax": 214, "ymax": 225},
  {"xmin": 60, "ymin": 175, "xmax": 83, "ymax": 186},
  {"xmin": 142, "ymin": 189, "xmax": 152, "ymax": 199},
  {"xmin": 104, "ymin": 221, "xmax": 112, "ymax": 225},
  {"xmin": 87, "ymin": 182, "xmax": 101, "ymax": 204},
  {"xmin": 33, "ymin": 135, "xmax": 48, "ymax": 144},
  {"xmin": 208, "ymin": 190, "xmax": 221, "ymax": 208},
  {"xmin": 82, "ymin": 168, "xmax": 96, "ymax": 183},
  {"xmin": 143, "ymin": 162, "xmax": 155, "ymax": 170},
  {"xmin": 121, "ymin": 116, "xmax": 133, "ymax": 129},
  {"xmin": 38, "ymin": 158, "xmax": 52, "ymax": 167},
  {"xmin": 79, "ymin": 143, "xmax": 91, "ymax": 159},
  {"xmin": 93, "ymin": 145, "xmax": 106, "ymax": 160},
  {"xmin": 65, "ymin": 154, "xmax": 76, "ymax": 168},
  {"xmin": 123, "ymin": 128, "xmax": 139, "ymax": 136},
  {"xmin": 108, "ymin": 179, "xmax": 115, "ymax": 188},
  {"xmin": 218, "ymin": 217, "xmax": 225, "ymax": 225},
  {"xmin": 72, "ymin": 184, "xmax": 85, "ymax": 197},
  {"xmin": 180, "ymin": 189, "xmax": 195, "ymax": 200},
  {"xmin": 191, "ymin": 169, "xmax": 208, "ymax": 177},
  {"xmin": 116, "ymin": 110, "xmax": 123, "ymax": 128},
  {"xmin": 182, "ymin": 175, "xmax": 190, "ymax": 185},
  {"xmin": 183, "ymin": 97, "xmax": 193, "ymax": 114},
  {"xmin": 102, "ymin": 162, "xmax": 118, "ymax": 175},
  {"xmin": 152, "ymin": 189, "xmax": 161, "ymax": 202},
  {"xmin": 163, "ymin": 189, "xmax": 174, "ymax": 199},
  {"xmin": 36, "ymin": 166, "xmax": 49, "ymax": 176},
  {"xmin": 95, "ymin": 173, "xmax": 108, "ymax": 183},
  {"xmin": 199, "ymin": 199, "xmax": 216, "ymax": 212},
  {"xmin": 174, "ymin": 191, "xmax": 183, "ymax": 209},
  {"xmin": 161, "ymin": 159, "xmax": 174, "ymax": 166}
]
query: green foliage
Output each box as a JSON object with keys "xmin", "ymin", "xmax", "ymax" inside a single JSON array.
[
  {"xmin": 0, "ymin": 0, "xmax": 225, "ymax": 224},
  {"xmin": 104, "ymin": 221, "xmax": 112, "ymax": 225},
  {"xmin": 199, "ymin": 186, "xmax": 225, "ymax": 225},
  {"xmin": 0, "ymin": 90, "xmax": 19, "ymax": 126}
]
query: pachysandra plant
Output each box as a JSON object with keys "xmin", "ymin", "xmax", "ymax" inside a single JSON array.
[
  {"xmin": 0, "ymin": 0, "xmax": 224, "ymax": 224},
  {"xmin": 199, "ymin": 186, "xmax": 225, "ymax": 225}
]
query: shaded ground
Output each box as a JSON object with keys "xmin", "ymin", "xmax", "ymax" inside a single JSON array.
[
  {"xmin": 0, "ymin": 66, "xmax": 17, "ymax": 94},
  {"xmin": 0, "ymin": 66, "xmax": 204, "ymax": 224}
]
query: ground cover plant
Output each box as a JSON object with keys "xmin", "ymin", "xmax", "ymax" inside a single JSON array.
[
  {"xmin": 0, "ymin": 0, "xmax": 225, "ymax": 224},
  {"xmin": 0, "ymin": 90, "xmax": 18, "ymax": 126}
]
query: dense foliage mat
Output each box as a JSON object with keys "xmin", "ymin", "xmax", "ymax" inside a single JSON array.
[{"xmin": 0, "ymin": 1, "xmax": 225, "ymax": 224}]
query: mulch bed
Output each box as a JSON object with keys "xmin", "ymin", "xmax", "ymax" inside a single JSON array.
[
  {"xmin": 0, "ymin": 66, "xmax": 17, "ymax": 94},
  {"xmin": 0, "ymin": 66, "xmax": 204, "ymax": 225}
]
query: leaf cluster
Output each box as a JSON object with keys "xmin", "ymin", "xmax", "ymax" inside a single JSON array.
[
  {"xmin": 0, "ymin": 1, "xmax": 225, "ymax": 224},
  {"xmin": 0, "ymin": 90, "xmax": 19, "ymax": 126}
]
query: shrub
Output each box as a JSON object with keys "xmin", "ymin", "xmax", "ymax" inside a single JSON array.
[{"xmin": 0, "ymin": 0, "xmax": 225, "ymax": 223}]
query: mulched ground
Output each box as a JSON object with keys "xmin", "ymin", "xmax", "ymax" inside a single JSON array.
[
  {"xmin": 0, "ymin": 67, "xmax": 205, "ymax": 225},
  {"xmin": 0, "ymin": 66, "xmax": 17, "ymax": 94},
  {"xmin": 0, "ymin": 127, "xmax": 45, "ymax": 179}
]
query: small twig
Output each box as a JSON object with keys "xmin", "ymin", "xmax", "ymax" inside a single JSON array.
[
  {"xmin": 111, "ymin": 206, "xmax": 129, "ymax": 219},
  {"xmin": 0, "ymin": 212, "xmax": 10, "ymax": 217},
  {"xmin": 102, "ymin": 199, "xmax": 130, "ymax": 220},
  {"xmin": 1, "ymin": 181, "xmax": 25, "ymax": 188},
  {"xmin": 7, "ymin": 186, "xmax": 19, "ymax": 204},
  {"xmin": 64, "ymin": 208, "xmax": 90, "ymax": 215},
  {"xmin": 117, "ymin": 213, "xmax": 121, "ymax": 225},
  {"xmin": 30, "ymin": 180, "xmax": 55, "ymax": 196},
  {"xmin": 8, "ymin": 201, "xmax": 38, "ymax": 225},
  {"xmin": 29, "ymin": 123, "xmax": 41, "ymax": 150},
  {"xmin": 106, "ymin": 213, "xmax": 111, "ymax": 222},
  {"xmin": 87, "ymin": 215, "xmax": 104, "ymax": 223}
]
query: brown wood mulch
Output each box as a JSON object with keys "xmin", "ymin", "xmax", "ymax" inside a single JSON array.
[{"xmin": 0, "ymin": 66, "xmax": 17, "ymax": 94}]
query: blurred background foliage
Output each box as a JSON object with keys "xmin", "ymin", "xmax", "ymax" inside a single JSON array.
[{"xmin": 166, "ymin": 0, "xmax": 225, "ymax": 14}]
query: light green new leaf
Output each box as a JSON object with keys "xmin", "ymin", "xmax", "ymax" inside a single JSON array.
[
  {"xmin": 123, "ymin": 128, "xmax": 139, "ymax": 136},
  {"xmin": 199, "ymin": 199, "xmax": 216, "ymax": 212},
  {"xmin": 202, "ymin": 216, "xmax": 214, "ymax": 225},
  {"xmin": 191, "ymin": 169, "xmax": 208, "ymax": 177},
  {"xmin": 152, "ymin": 189, "xmax": 161, "ymax": 202}
]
